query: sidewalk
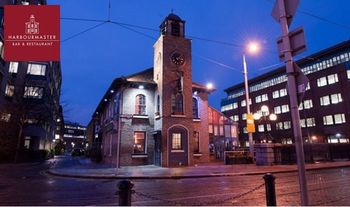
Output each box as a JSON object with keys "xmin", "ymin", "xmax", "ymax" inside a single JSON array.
[{"xmin": 47, "ymin": 156, "xmax": 350, "ymax": 179}]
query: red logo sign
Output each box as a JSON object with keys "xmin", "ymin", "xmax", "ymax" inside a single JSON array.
[{"xmin": 4, "ymin": 5, "xmax": 60, "ymax": 61}]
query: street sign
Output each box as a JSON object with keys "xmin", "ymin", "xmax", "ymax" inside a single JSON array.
[
  {"xmin": 246, "ymin": 114, "xmax": 255, "ymax": 133},
  {"xmin": 271, "ymin": 0, "xmax": 300, "ymax": 27},
  {"xmin": 277, "ymin": 27, "xmax": 306, "ymax": 61},
  {"xmin": 294, "ymin": 63, "xmax": 309, "ymax": 104}
]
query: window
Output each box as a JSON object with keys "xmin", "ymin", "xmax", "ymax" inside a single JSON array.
[
  {"xmin": 305, "ymin": 83, "xmax": 311, "ymax": 91},
  {"xmin": 323, "ymin": 115, "xmax": 334, "ymax": 125},
  {"xmin": 5, "ymin": 84, "xmax": 14, "ymax": 97},
  {"xmin": 274, "ymin": 106, "xmax": 281, "ymax": 114},
  {"xmin": 24, "ymin": 137, "xmax": 31, "ymax": 149},
  {"xmin": 156, "ymin": 95, "xmax": 160, "ymax": 114},
  {"xmin": 306, "ymin": 118, "xmax": 316, "ymax": 127},
  {"xmin": 317, "ymin": 77, "xmax": 327, "ymax": 87},
  {"xmin": 192, "ymin": 97, "xmax": 199, "ymax": 118},
  {"xmin": 300, "ymin": 119, "xmax": 306, "ymax": 128},
  {"xmin": 9, "ymin": 62, "xmax": 19, "ymax": 73},
  {"xmin": 0, "ymin": 113, "xmax": 11, "ymax": 122},
  {"xmin": 320, "ymin": 95, "xmax": 330, "ymax": 106},
  {"xmin": 303, "ymin": 100, "xmax": 313, "ymax": 109},
  {"xmin": 194, "ymin": 131, "xmax": 200, "ymax": 153},
  {"xmin": 233, "ymin": 102, "xmax": 238, "ymax": 109},
  {"xmin": 133, "ymin": 132, "xmax": 145, "ymax": 154},
  {"xmin": 331, "ymin": 93, "xmax": 342, "ymax": 104},
  {"xmin": 261, "ymin": 94, "xmax": 268, "ymax": 101},
  {"xmin": 172, "ymin": 133, "xmax": 182, "ymax": 150},
  {"xmin": 272, "ymin": 90, "xmax": 279, "ymax": 99},
  {"xmin": 0, "ymin": 41, "xmax": 4, "ymax": 59},
  {"xmin": 24, "ymin": 86, "xmax": 43, "ymax": 99},
  {"xmin": 171, "ymin": 22, "xmax": 180, "ymax": 36},
  {"xmin": 172, "ymin": 93, "xmax": 183, "ymax": 114},
  {"xmin": 242, "ymin": 113, "xmax": 247, "ymax": 120},
  {"xmin": 208, "ymin": 125, "xmax": 213, "ymax": 134},
  {"xmin": 258, "ymin": 125, "xmax": 264, "ymax": 132},
  {"xmin": 327, "ymin": 74, "xmax": 338, "ymax": 85},
  {"xmin": 281, "ymin": 104, "xmax": 289, "ymax": 113},
  {"xmin": 224, "ymin": 125, "xmax": 231, "ymax": 137},
  {"xmin": 334, "ymin": 114, "xmax": 346, "ymax": 124},
  {"xmin": 135, "ymin": 94, "xmax": 146, "ymax": 115},
  {"xmin": 255, "ymin": 96, "xmax": 261, "ymax": 103},
  {"xmin": 27, "ymin": 63, "xmax": 46, "ymax": 76},
  {"xmin": 276, "ymin": 122, "xmax": 283, "ymax": 130},
  {"xmin": 284, "ymin": 121, "xmax": 291, "ymax": 129},
  {"xmin": 214, "ymin": 126, "xmax": 218, "ymax": 135},
  {"xmin": 347, "ymin": 70, "xmax": 350, "ymax": 79},
  {"xmin": 241, "ymin": 100, "xmax": 246, "ymax": 107},
  {"xmin": 232, "ymin": 115, "xmax": 239, "ymax": 121}
]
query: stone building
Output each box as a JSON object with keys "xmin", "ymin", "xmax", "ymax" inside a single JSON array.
[{"xmin": 90, "ymin": 13, "xmax": 238, "ymax": 167}]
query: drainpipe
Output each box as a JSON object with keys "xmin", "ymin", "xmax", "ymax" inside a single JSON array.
[{"xmin": 116, "ymin": 86, "xmax": 125, "ymax": 169}]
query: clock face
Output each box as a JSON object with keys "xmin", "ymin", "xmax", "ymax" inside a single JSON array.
[{"xmin": 171, "ymin": 52, "xmax": 185, "ymax": 66}]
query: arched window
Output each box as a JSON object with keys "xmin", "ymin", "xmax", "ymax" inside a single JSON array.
[
  {"xmin": 171, "ymin": 92, "xmax": 183, "ymax": 114},
  {"xmin": 192, "ymin": 97, "xmax": 199, "ymax": 118},
  {"xmin": 135, "ymin": 94, "xmax": 146, "ymax": 115}
]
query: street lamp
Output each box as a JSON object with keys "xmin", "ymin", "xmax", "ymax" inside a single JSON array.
[
  {"xmin": 254, "ymin": 105, "xmax": 277, "ymax": 143},
  {"xmin": 243, "ymin": 41, "xmax": 260, "ymax": 158}
]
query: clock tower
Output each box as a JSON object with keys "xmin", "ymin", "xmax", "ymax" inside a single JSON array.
[{"xmin": 153, "ymin": 13, "xmax": 194, "ymax": 167}]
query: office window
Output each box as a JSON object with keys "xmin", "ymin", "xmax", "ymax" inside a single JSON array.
[
  {"xmin": 193, "ymin": 131, "xmax": 200, "ymax": 153},
  {"xmin": 276, "ymin": 122, "xmax": 283, "ymax": 130},
  {"xmin": 261, "ymin": 94, "xmax": 268, "ymax": 102},
  {"xmin": 284, "ymin": 121, "xmax": 291, "ymax": 129},
  {"xmin": 135, "ymin": 94, "xmax": 146, "ymax": 115},
  {"xmin": 24, "ymin": 86, "xmax": 43, "ymax": 99},
  {"xmin": 266, "ymin": 124, "xmax": 271, "ymax": 131},
  {"xmin": 347, "ymin": 70, "xmax": 350, "ymax": 79},
  {"xmin": 306, "ymin": 118, "xmax": 316, "ymax": 127},
  {"xmin": 317, "ymin": 77, "xmax": 327, "ymax": 87},
  {"xmin": 233, "ymin": 102, "xmax": 238, "ymax": 109},
  {"xmin": 274, "ymin": 106, "xmax": 281, "ymax": 114},
  {"xmin": 334, "ymin": 114, "xmax": 346, "ymax": 124},
  {"xmin": 258, "ymin": 125, "xmax": 265, "ymax": 132},
  {"xmin": 303, "ymin": 100, "xmax": 313, "ymax": 109},
  {"xmin": 305, "ymin": 83, "xmax": 311, "ymax": 91},
  {"xmin": 242, "ymin": 113, "xmax": 247, "ymax": 120},
  {"xmin": 330, "ymin": 93, "xmax": 342, "ymax": 104},
  {"xmin": 255, "ymin": 96, "xmax": 262, "ymax": 103},
  {"xmin": 5, "ymin": 84, "xmax": 14, "ymax": 97},
  {"xmin": 241, "ymin": 100, "xmax": 246, "ymax": 107},
  {"xmin": 281, "ymin": 104, "xmax": 289, "ymax": 113},
  {"xmin": 172, "ymin": 133, "xmax": 182, "ymax": 150},
  {"xmin": 24, "ymin": 136, "xmax": 31, "ymax": 149},
  {"xmin": 9, "ymin": 62, "xmax": 19, "ymax": 73},
  {"xmin": 232, "ymin": 115, "xmax": 239, "ymax": 121},
  {"xmin": 323, "ymin": 115, "xmax": 334, "ymax": 125},
  {"xmin": 272, "ymin": 90, "xmax": 279, "ymax": 99},
  {"xmin": 327, "ymin": 74, "xmax": 338, "ymax": 85},
  {"xmin": 280, "ymin": 88, "xmax": 287, "ymax": 97},
  {"xmin": 300, "ymin": 119, "xmax": 306, "ymax": 128},
  {"xmin": 27, "ymin": 64, "xmax": 46, "ymax": 76},
  {"xmin": 320, "ymin": 95, "xmax": 330, "ymax": 106}
]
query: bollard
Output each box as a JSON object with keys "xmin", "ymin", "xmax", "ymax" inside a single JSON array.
[
  {"xmin": 117, "ymin": 180, "xmax": 134, "ymax": 206},
  {"xmin": 263, "ymin": 173, "xmax": 276, "ymax": 206}
]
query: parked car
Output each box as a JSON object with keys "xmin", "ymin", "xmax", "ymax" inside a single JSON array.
[{"xmin": 71, "ymin": 148, "xmax": 84, "ymax": 156}]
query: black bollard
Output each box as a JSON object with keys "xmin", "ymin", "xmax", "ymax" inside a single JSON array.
[
  {"xmin": 263, "ymin": 173, "xmax": 276, "ymax": 206},
  {"xmin": 117, "ymin": 180, "xmax": 134, "ymax": 206}
]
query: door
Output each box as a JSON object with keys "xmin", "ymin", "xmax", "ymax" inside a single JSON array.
[{"xmin": 154, "ymin": 131, "xmax": 161, "ymax": 166}]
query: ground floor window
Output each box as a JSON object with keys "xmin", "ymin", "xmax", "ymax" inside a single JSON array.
[
  {"xmin": 133, "ymin": 132, "xmax": 146, "ymax": 154},
  {"xmin": 24, "ymin": 136, "xmax": 31, "ymax": 149},
  {"xmin": 172, "ymin": 133, "xmax": 182, "ymax": 150},
  {"xmin": 193, "ymin": 131, "xmax": 200, "ymax": 153}
]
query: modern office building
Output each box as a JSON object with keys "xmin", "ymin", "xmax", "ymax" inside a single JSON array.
[
  {"xmin": 222, "ymin": 41, "xmax": 350, "ymax": 146},
  {"xmin": 0, "ymin": 0, "xmax": 62, "ymax": 161},
  {"xmin": 62, "ymin": 122, "xmax": 87, "ymax": 152},
  {"xmin": 89, "ymin": 13, "xmax": 238, "ymax": 167}
]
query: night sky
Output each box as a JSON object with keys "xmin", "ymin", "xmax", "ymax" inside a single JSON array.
[{"xmin": 50, "ymin": 0, "xmax": 350, "ymax": 126}]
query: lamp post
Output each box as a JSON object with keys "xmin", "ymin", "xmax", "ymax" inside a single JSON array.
[
  {"xmin": 254, "ymin": 105, "xmax": 277, "ymax": 143},
  {"xmin": 243, "ymin": 42, "xmax": 260, "ymax": 158}
]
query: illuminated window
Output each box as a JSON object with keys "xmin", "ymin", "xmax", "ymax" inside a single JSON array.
[
  {"xmin": 303, "ymin": 100, "xmax": 313, "ymax": 109},
  {"xmin": 193, "ymin": 131, "xmax": 200, "ymax": 153},
  {"xmin": 27, "ymin": 63, "xmax": 46, "ymax": 76},
  {"xmin": 331, "ymin": 93, "xmax": 342, "ymax": 104},
  {"xmin": 300, "ymin": 119, "xmax": 306, "ymax": 128},
  {"xmin": 323, "ymin": 115, "xmax": 334, "ymax": 125},
  {"xmin": 232, "ymin": 115, "xmax": 239, "ymax": 121},
  {"xmin": 24, "ymin": 86, "xmax": 43, "ymax": 99},
  {"xmin": 334, "ymin": 114, "xmax": 346, "ymax": 124},
  {"xmin": 192, "ymin": 97, "xmax": 199, "ymax": 118},
  {"xmin": 208, "ymin": 124, "xmax": 213, "ymax": 134},
  {"xmin": 0, "ymin": 41, "xmax": 4, "ymax": 59},
  {"xmin": 241, "ymin": 100, "xmax": 246, "ymax": 107},
  {"xmin": 133, "ymin": 132, "xmax": 145, "ymax": 154},
  {"xmin": 5, "ymin": 84, "xmax": 14, "ymax": 97},
  {"xmin": 261, "ymin": 94, "xmax": 268, "ymax": 101},
  {"xmin": 281, "ymin": 104, "xmax": 290, "ymax": 113},
  {"xmin": 172, "ymin": 133, "xmax": 182, "ymax": 150},
  {"xmin": 0, "ymin": 113, "xmax": 11, "ymax": 122},
  {"xmin": 242, "ymin": 113, "xmax": 247, "ymax": 120},
  {"xmin": 214, "ymin": 126, "xmax": 218, "ymax": 135},
  {"xmin": 9, "ymin": 62, "xmax": 18, "ymax": 73},
  {"xmin": 306, "ymin": 118, "xmax": 316, "ymax": 127},
  {"xmin": 255, "ymin": 96, "xmax": 262, "ymax": 103},
  {"xmin": 24, "ymin": 137, "xmax": 31, "ymax": 149},
  {"xmin": 276, "ymin": 122, "xmax": 283, "ymax": 130},
  {"xmin": 317, "ymin": 77, "xmax": 327, "ymax": 87},
  {"xmin": 258, "ymin": 125, "xmax": 264, "ymax": 132},
  {"xmin": 274, "ymin": 106, "xmax": 281, "ymax": 114},
  {"xmin": 320, "ymin": 95, "xmax": 330, "ymax": 106},
  {"xmin": 347, "ymin": 70, "xmax": 350, "ymax": 79},
  {"xmin": 135, "ymin": 94, "xmax": 146, "ymax": 115},
  {"xmin": 272, "ymin": 90, "xmax": 279, "ymax": 99},
  {"xmin": 284, "ymin": 121, "xmax": 291, "ymax": 129},
  {"xmin": 327, "ymin": 74, "xmax": 339, "ymax": 85}
]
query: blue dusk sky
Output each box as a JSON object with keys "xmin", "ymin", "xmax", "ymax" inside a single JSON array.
[{"xmin": 49, "ymin": 0, "xmax": 350, "ymax": 126}]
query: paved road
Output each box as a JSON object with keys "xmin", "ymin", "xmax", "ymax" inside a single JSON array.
[{"xmin": 0, "ymin": 157, "xmax": 349, "ymax": 206}]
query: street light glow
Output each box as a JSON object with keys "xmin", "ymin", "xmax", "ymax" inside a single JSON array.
[
  {"xmin": 247, "ymin": 41, "xmax": 260, "ymax": 54},
  {"xmin": 206, "ymin": 82, "xmax": 214, "ymax": 90},
  {"xmin": 261, "ymin": 105, "xmax": 269, "ymax": 113},
  {"xmin": 269, "ymin": 113, "xmax": 277, "ymax": 121}
]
